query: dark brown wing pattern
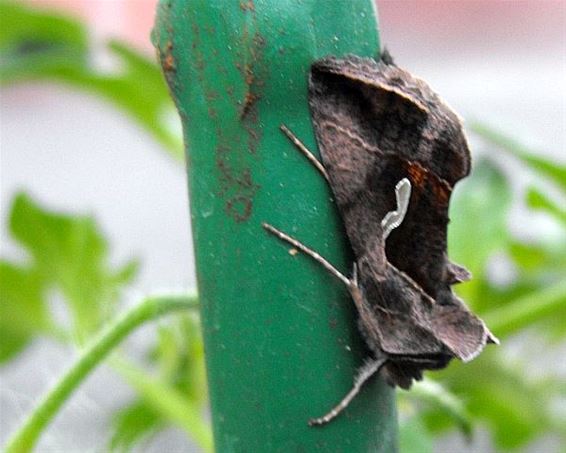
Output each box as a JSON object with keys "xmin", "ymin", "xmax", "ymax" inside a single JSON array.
[{"xmin": 308, "ymin": 55, "xmax": 496, "ymax": 387}]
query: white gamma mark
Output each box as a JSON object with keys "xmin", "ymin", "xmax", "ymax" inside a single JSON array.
[{"xmin": 381, "ymin": 178, "xmax": 412, "ymax": 240}]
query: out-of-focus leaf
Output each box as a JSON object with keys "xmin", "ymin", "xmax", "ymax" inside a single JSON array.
[
  {"xmin": 399, "ymin": 416, "xmax": 434, "ymax": 453},
  {"xmin": 473, "ymin": 278, "xmax": 534, "ymax": 313},
  {"xmin": 526, "ymin": 187, "xmax": 566, "ymax": 225},
  {"xmin": 113, "ymin": 259, "xmax": 141, "ymax": 286},
  {"xmin": 471, "ymin": 122, "xmax": 566, "ymax": 193},
  {"xmin": 180, "ymin": 315, "xmax": 207, "ymax": 405},
  {"xmin": 110, "ymin": 400, "xmax": 162, "ymax": 452},
  {"xmin": 110, "ymin": 315, "xmax": 207, "ymax": 451},
  {"xmin": 483, "ymin": 279, "xmax": 566, "ymax": 338},
  {"xmin": 113, "ymin": 359, "xmax": 213, "ymax": 452},
  {"xmin": 0, "ymin": 2, "xmax": 87, "ymax": 77},
  {"xmin": 0, "ymin": 262, "xmax": 51, "ymax": 362},
  {"xmin": 152, "ymin": 314, "xmax": 207, "ymax": 405},
  {"xmin": 509, "ymin": 242, "xmax": 549, "ymax": 271},
  {"xmin": 401, "ymin": 379, "xmax": 472, "ymax": 437},
  {"xmin": 0, "ymin": 2, "xmax": 182, "ymax": 159},
  {"xmin": 428, "ymin": 353, "xmax": 565, "ymax": 449},
  {"xmin": 448, "ymin": 160, "xmax": 512, "ymax": 306},
  {"xmin": 0, "ymin": 0, "xmax": 89, "ymax": 113},
  {"xmin": 509, "ymin": 240, "xmax": 566, "ymax": 279},
  {"xmin": 7, "ymin": 193, "xmax": 138, "ymax": 343}
]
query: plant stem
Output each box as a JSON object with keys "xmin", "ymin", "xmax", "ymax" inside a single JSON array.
[
  {"xmin": 5, "ymin": 294, "xmax": 198, "ymax": 453},
  {"xmin": 483, "ymin": 279, "xmax": 566, "ymax": 337}
]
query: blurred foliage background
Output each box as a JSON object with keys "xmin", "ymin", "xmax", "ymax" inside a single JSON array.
[{"xmin": 1, "ymin": 2, "xmax": 565, "ymax": 452}]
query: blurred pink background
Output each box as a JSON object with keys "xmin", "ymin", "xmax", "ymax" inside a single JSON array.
[
  {"xmin": 21, "ymin": 0, "xmax": 565, "ymax": 155},
  {"xmin": 26, "ymin": 0, "xmax": 566, "ymax": 56}
]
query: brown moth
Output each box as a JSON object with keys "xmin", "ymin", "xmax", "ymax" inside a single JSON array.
[{"xmin": 263, "ymin": 51, "xmax": 498, "ymax": 426}]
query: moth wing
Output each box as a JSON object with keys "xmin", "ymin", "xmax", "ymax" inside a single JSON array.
[
  {"xmin": 310, "ymin": 55, "xmax": 471, "ymax": 183},
  {"xmin": 428, "ymin": 294, "xmax": 498, "ymax": 361},
  {"xmin": 309, "ymin": 55, "xmax": 494, "ymax": 367},
  {"xmin": 308, "ymin": 56, "xmax": 430, "ymax": 261},
  {"xmin": 309, "ymin": 55, "xmax": 472, "ymax": 300},
  {"xmin": 356, "ymin": 260, "xmax": 449, "ymax": 357}
]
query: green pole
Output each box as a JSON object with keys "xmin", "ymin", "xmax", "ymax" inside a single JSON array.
[{"xmin": 153, "ymin": 1, "xmax": 397, "ymax": 450}]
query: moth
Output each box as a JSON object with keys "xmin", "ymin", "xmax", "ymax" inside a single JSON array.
[{"xmin": 263, "ymin": 52, "xmax": 498, "ymax": 426}]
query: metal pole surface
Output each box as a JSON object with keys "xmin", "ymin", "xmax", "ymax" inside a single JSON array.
[{"xmin": 153, "ymin": 1, "xmax": 397, "ymax": 450}]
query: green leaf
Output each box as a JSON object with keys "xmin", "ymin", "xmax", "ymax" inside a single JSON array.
[
  {"xmin": 149, "ymin": 314, "xmax": 207, "ymax": 400},
  {"xmin": 401, "ymin": 379, "xmax": 472, "ymax": 437},
  {"xmin": 113, "ymin": 359, "xmax": 213, "ymax": 453},
  {"xmin": 113, "ymin": 259, "xmax": 141, "ymax": 286},
  {"xmin": 110, "ymin": 400, "xmax": 163, "ymax": 452},
  {"xmin": 509, "ymin": 239, "xmax": 566, "ymax": 281},
  {"xmin": 471, "ymin": 122, "xmax": 566, "ymax": 193},
  {"xmin": 0, "ymin": 2, "xmax": 183, "ymax": 159},
  {"xmin": 0, "ymin": 262, "xmax": 50, "ymax": 362},
  {"xmin": 526, "ymin": 187, "xmax": 566, "ymax": 225},
  {"xmin": 0, "ymin": 2, "xmax": 88, "ymax": 71},
  {"xmin": 111, "ymin": 315, "xmax": 208, "ymax": 451},
  {"xmin": 509, "ymin": 241, "xmax": 550, "ymax": 271},
  {"xmin": 448, "ymin": 160, "xmax": 512, "ymax": 306},
  {"xmin": 5, "ymin": 294, "xmax": 199, "ymax": 453},
  {"xmin": 428, "ymin": 352, "xmax": 564, "ymax": 449},
  {"xmin": 483, "ymin": 279, "xmax": 566, "ymax": 338},
  {"xmin": 399, "ymin": 416, "xmax": 434, "ymax": 453},
  {"xmin": 176, "ymin": 314, "xmax": 207, "ymax": 405},
  {"xmin": 7, "ymin": 193, "xmax": 138, "ymax": 343}
]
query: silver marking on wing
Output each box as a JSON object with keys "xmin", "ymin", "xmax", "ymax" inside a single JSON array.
[{"xmin": 381, "ymin": 178, "xmax": 412, "ymax": 240}]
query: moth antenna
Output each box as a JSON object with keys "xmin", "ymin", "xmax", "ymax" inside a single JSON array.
[
  {"xmin": 280, "ymin": 124, "xmax": 330, "ymax": 182},
  {"xmin": 381, "ymin": 178, "xmax": 412, "ymax": 240},
  {"xmin": 262, "ymin": 222, "xmax": 350, "ymax": 287},
  {"xmin": 308, "ymin": 356, "xmax": 387, "ymax": 427}
]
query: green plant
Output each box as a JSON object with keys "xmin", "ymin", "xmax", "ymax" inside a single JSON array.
[
  {"xmin": 0, "ymin": 1, "xmax": 183, "ymax": 160},
  {"xmin": 1, "ymin": 193, "xmax": 212, "ymax": 453},
  {"xmin": 399, "ymin": 145, "xmax": 566, "ymax": 450},
  {"xmin": 1, "ymin": 2, "xmax": 565, "ymax": 451}
]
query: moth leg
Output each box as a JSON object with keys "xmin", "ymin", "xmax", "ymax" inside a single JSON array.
[
  {"xmin": 381, "ymin": 178, "xmax": 412, "ymax": 240},
  {"xmin": 262, "ymin": 222, "xmax": 350, "ymax": 287},
  {"xmin": 308, "ymin": 356, "xmax": 387, "ymax": 426},
  {"xmin": 280, "ymin": 124, "xmax": 330, "ymax": 182}
]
